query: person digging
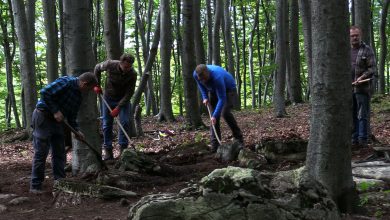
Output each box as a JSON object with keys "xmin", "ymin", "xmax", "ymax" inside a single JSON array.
[
  {"xmin": 94, "ymin": 54, "xmax": 137, "ymax": 160},
  {"xmin": 193, "ymin": 64, "xmax": 244, "ymax": 153}
]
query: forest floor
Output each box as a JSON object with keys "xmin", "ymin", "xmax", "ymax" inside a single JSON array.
[{"xmin": 0, "ymin": 95, "xmax": 389, "ymax": 220}]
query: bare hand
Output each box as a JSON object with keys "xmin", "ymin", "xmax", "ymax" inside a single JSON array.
[
  {"xmin": 54, "ymin": 111, "xmax": 64, "ymax": 122},
  {"xmin": 203, "ymin": 99, "xmax": 209, "ymax": 106},
  {"xmin": 211, "ymin": 117, "xmax": 216, "ymax": 125}
]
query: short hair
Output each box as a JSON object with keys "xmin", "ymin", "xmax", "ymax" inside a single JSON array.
[
  {"xmin": 195, "ymin": 64, "xmax": 208, "ymax": 77},
  {"xmin": 79, "ymin": 72, "xmax": 98, "ymax": 86},
  {"xmin": 350, "ymin": 25, "xmax": 362, "ymax": 33},
  {"xmin": 120, "ymin": 53, "xmax": 135, "ymax": 64}
]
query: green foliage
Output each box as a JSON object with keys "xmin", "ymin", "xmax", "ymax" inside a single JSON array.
[
  {"xmin": 359, "ymin": 195, "xmax": 369, "ymax": 206},
  {"xmin": 357, "ymin": 181, "xmax": 377, "ymax": 192}
]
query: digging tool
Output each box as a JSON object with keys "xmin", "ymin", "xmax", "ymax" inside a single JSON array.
[
  {"xmin": 206, "ymin": 104, "xmax": 222, "ymax": 145},
  {"xmin": 352, "ymin": 78, "xmax": 372, "ymax": 86},
  {"xmin": 63, "ymin": 120, "xmax": 108, "ymax": 170},
  {"xmin": 99, "ymin": 94, "xmax": 136, "ymax": 150}
]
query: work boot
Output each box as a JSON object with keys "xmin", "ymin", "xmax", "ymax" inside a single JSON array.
[{"xmin": 103, "ymin": 148, "xmax": 114, "ymax": 161}]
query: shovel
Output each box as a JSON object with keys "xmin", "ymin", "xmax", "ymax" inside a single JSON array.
[
  {"xmin": 63, "ymin": 120, "xmax": 108, "ymax": 170},
  {"xmin": 99, "ymin": 94, "xmax": 136, "ymax": 151},
  {"xmin": 206, "ymin": 104, "xmax": 222, "ymax": 145}
]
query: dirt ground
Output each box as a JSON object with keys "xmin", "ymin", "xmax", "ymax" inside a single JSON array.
[{"xmin": 0, "ymin": 101, "xmax": 389, "ymax": 220}]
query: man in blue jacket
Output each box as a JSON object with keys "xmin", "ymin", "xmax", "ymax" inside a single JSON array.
[
  {"xmin": 30, "ymin": 72, "xmax": 97, "ymax": 194},
  {"xmin": 193, "ymin": 64, "xmax": 243, "ymax": 152}
]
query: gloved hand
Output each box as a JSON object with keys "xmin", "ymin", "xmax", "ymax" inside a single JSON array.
[
  {"xmin": 93, "ymin": 86, "xmax": 103, "ymax": 94},
  {"xmin": 110, "ymin": 107, "xmax": 120, "ymax": 117}
]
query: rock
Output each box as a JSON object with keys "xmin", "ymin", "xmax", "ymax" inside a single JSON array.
[
  {"xmin": 0, "ymin": 204, "xmax": 7, "ymax": 213},
  {"xmin": 352, "ymin": 166, "xmax": 390, "ymax": 183},
  {"xmin": 238, "ymin": 148, "xmax": 267, "ymax": 169},
  {"xmin": 353, "ymin": 177, "xmax": 387, "ymax": 193},
  {"xmin": 0, "ymin": 194, "xmax": 17, "ymax": 200},
  {"xmin": 257, "ymin": 139, "xmax": 307, "ymax": 162},
  {"xmin": 8, "ymin": 197, "xmax": 30, "ymax": 205},
  {"xmin": 128, "ymin": 166, "xmax": 340, "ymax": 220},
  {"xmin": 120, "ymin": 198, "xmax": 130, "ymax": 207},
  {"xmin": 270, "ymin": 166, "xmax": 305, "ymax": 193},
  {"xmin": 215, "ymin": 141, "xmax": 243, "ymax": 162}
]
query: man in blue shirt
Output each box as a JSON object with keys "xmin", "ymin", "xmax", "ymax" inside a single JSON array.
[
  {"xmin": 30, "ymin": 72, "xmax": 97, "ymax": 194},
  {"xmin": 193, "ymin": 64, "xmax": 243, "ymax": 152}
]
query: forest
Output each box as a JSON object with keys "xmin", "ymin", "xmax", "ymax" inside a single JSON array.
[{"xmin": 0, "ymin": 0, "xmax": 390, "ymax": 219}]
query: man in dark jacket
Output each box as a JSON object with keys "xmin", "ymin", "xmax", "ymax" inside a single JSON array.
[
  {"xmin": 193, "ymin": 64, "xmax": 243, "ymax": 152},
  {"xmin": 94, "ymin": 54, "xmax": 137, "ymax": 160},
  {"xmin": 350, "ymin": 26, "xmax": 376, "ymax": 147},
  {"xmin": 30, "ymin": 72, "xmax": 97, "ymax": 194}
]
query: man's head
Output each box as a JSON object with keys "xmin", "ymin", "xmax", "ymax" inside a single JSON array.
[
  {"xmin": 119, "ymin": 53, "xmax": 135, "ymax": 73},
  {"xmin": 78, "ymin": 72, "xmax": 98, "ymax": 91},
  {"xmin": 195, "ymin": 64, "xmax": 210, "ymax": 83},
  {"xmin": 350, "ymin": 26, "xmax": 362, "ymax": 48}
]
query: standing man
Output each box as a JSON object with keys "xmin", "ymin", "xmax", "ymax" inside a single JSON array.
[
  {"xmin": 30, "ymin": 72, "xmax": 97, "ymax": 193},
  {"xmin": 350, "ymin": 26, "xmax": 376, "ymax": 147},
  {"xmin": 193, "ymin": 64, "xmax": 244, "ymax": 152},
  {"xmin": 94, "ymin": 54, "xmax": 137, "ymax": 160}
]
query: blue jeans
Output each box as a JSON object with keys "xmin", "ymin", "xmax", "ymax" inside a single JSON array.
[
  {"xmin": 352, "ymin": 93, "xmax": 369, "ymax": 143},
  {"xmin": 102, "ymin": 96, "xmax": 130, "ymax": 150},
  {"xmin": 31, "ymin": 109, "xmax": 65, "ymax": 190}
]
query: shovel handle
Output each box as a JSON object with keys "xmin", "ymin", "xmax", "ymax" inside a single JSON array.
[
  {"xmin": 99, "ymin": 94, "xmax": 135, "ymax": 150},
  {"xmin": 206, "ymin": 104, "xmax": 222, "ymax": 145}
]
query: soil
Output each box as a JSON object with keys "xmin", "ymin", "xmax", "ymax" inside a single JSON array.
[{"xmin": 0, "ymin": 102, "xmax": 389, "ymax": 220}]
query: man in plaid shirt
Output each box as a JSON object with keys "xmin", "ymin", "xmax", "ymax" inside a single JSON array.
[{"xmin": 30, "ymin": 72, "xmax": 97, "ymax": 194}]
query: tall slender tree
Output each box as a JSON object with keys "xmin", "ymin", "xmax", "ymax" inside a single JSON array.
[
  {"xmin": 378, "ymin": 0, "xmax": 390, "ymax": 94},
  {"xmin": 10, "ymin": 0, "xmax": 37, "ymax": 130},
  {"xmin": 103, "ymin": 0, "xmax": 121, "ymax": 59},
  {"xmin": 298, "ymin": 0, "xmax": 312, "ymax": 100},
  {"xmin": 307, "ymin": 0, "xmax": 359, "ymax": 213},
  {"xmin": 158, "ymin": 0, "xmax": 174, "ymax": 122},
  {"xmin": 63, "ymin": 0, "xmax": 101, "ymax": 174}
]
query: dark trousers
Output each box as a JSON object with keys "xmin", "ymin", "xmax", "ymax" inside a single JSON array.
[
  {"xmin": 209, "ymin": 90, "xmax": 243, "ymax": 147},
  {"xmin": 30, "ymin": 109, "xmax": 65, "ymax": 190},
  {"xmin": 352, "ymin": 93, "xmax": 369, "ymax": 143}
]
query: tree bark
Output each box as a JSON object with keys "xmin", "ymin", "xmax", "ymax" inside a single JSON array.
[
  {"xmin": 288, "ymin": 0, "xmax": 302, "ymax": 103},
  {"xmin": 298, "ymin": 0, "xmax": 312, "ymax": 101},
  {"xmin": 103, "ymin": 0, "xmax": 121, "ymax": 59},
  {"xmin": 212, "ymin": 0, "xmax": 223, "ymax": 65},
  {"xmin": 241, "ymin": 4, "xmax": 247, "ymax": 108},
  {"xmin": 63, "ymin": 0, "xmax": 101, "ymax": 175},
  {"xmin": 273, "ymin": 0, "xmax": 287, "ymax": 117},
  {"xmin": 193, "ymin": 0, "xmax": 206, "ymax": 65},
  {"xmin": 182, "ymin": 0, "xmax": 203, "ymax": 128},
  {"xmin": 11, "ymin": 0, "xmax": 37, "ymax": 130},
  {"xmin": 378, "ymin": 0, "xmax": 390, "ymax": 94},
  {"xmin": 42, "ymin": 0, "xmax": 59, "ymax": 83},
  {"xmin": 233, "ymin": 1, "xmax": 241, "ymax": 109},
  {"xmin": 206, "ymin": 0, "xmax": 213, "ymax": 63},
  {"xmin": 248, "ymin": 1, "xmax": 259, "ymax": 108},
  {"xmin": 224, "ymin": 0, "xmax": 235, "ymax": 75},
  {"xmin": 307, "ymin": 0, "xmax": 359, "ymax": 213},
  {"xmin": 158, "ymin": 0, "xmax": 175, "ymax": 122},
  {"xmin": 354, "ymin": 0, "xmax": 371, "ymax": 44}
]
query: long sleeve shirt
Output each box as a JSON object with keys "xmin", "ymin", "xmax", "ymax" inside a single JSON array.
[
  {"xmin": 94, "ymin": 60, "xmax": 137, "ymax": 107},
  {"xmin": 193, "ymin": 65, "xmax": 236, "ymax": 118},
  {"xmin": 351, "ymin": 41, "xmax": 376, "ymax": 94},
  {"xmin": 36, "ymin": 76, "xmax": 81, "ymax": 130}
]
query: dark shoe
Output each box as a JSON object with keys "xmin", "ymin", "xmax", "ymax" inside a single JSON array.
[
  {"xmin": 29, "ymin": 188, "xmax": 43, "ymax": 194},
  {"xmin": 103, "ymin": 149, "xmax": 114, "ymax": 161}
]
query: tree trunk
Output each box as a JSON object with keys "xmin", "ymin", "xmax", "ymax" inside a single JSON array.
[
  {"xmin": 378, "ymin": 0, "xmax": 390, "ymax": 94},
  {"xmin": 158, "ymin": 0, "xmax": 174, "ymax": 122},
  {"xmin": 248, "ymin": 1, "xmax": 259, "ymax": 108},
  {"xmin": 298, "ymin": 0, "xmax": 312, "ymax": 101},
  {"xmin": 42, "ymin": 0, "xmax": 59, "ymax": 83},
  {"xmin": 212, "ymin": 0, "xmax": 223, "ymax": 65},
  {"xmin": 193, "ymin": 0, "xmax": 206, "ymax": 65},
  {"xmin": 103, "ymin": 0, "xmax": 121, "ymax": 59},
  {"xmin": 119, "ymin": 0, "xmax": 125, "ymax": 52},
  {"xmin": 288, "ymin": 0, "xmax": 302, "ymax": 104},
  {"xmin": 59, "ymin": 0, "xmax": 67, "ymax": 76},
  {"xmin": 0, "ymin": 1, "xmax": 21, "ymax": 128},
  {"xmin": 307, "ymin": 0, "xmax": 359, "ymax": 213},
  {"xmin": 273, "ymin": 0, "xmax": 287, "ymax": 117},
  {"xmin": 354, "ymin": 0, "xmax": 371, "ymax": 44},
  {"xmin": 241, "ymin": 4, "xmax": 247, "ymax": 109},
  {"xmin": 63, "ymin": 0, "xmax": 101, "ymax": 175},
  {"xmin": 233, "ymin": 1, "xmax": 241, "ymax": 109},
  {"xmin": 11, "ymin": 0, "xmax": 37, "ymax": 131},
  {"xmin": 224, "ymin": 0, "xmax": 235, "ymax": 75},
  {"xmin": 182, "ymin": 0, "xmax": 203, "ymax": 128},
  {"xmin": 206, "ymin": 0, "xmax": 213, "ymax": 63}
]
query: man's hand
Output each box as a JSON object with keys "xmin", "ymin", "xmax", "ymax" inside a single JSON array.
[
  {"xmin": 211, "ymin": 117, "xmax": 216, "ymax": 125},
  {"xmin": 93, "ymin": 86, "xmax": 103, "ymax": 94},
  {"xmin": 54, "ymin": 111, "xmax": 64, "ymax": 122},
  {"xmin": 110, "ymin": 107, "xmax": 120, "ymax": 117},
  {"xmin": 75, "ymin": 131, "xmax": 85, "ymax": 141},
  {"xmin": 203, "ymin": 99, "xmax": 209, "ymax": 106}
]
